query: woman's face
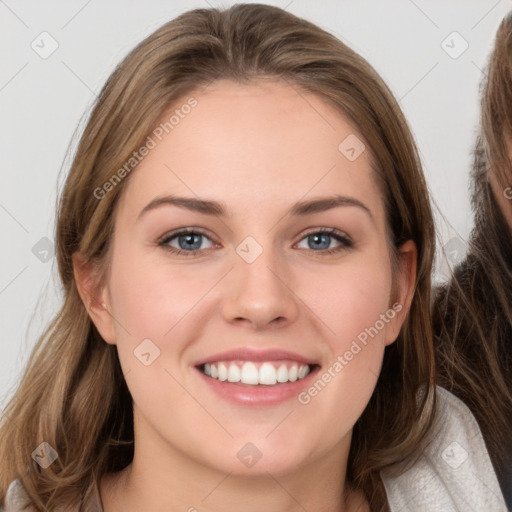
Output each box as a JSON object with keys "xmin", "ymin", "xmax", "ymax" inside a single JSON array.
[{"xmin": 82, "ymin": 79, "xmax": 415, "ymax": 478}]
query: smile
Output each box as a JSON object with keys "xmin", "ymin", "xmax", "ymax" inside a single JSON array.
[
  {"xmin": 200, "ymin": 361, "xmax": 312, "ymax": 385},
  {"xmin": 193, "ymin": 348, "xmax": 321, "ymax": 405}
]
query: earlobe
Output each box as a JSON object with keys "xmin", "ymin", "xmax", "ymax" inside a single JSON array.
[
  {"xmin": 72, "ymin": 252, "xmax": 116, "ymax": 345},
  {"xmin": 384, "ymin": 240, "xmax": 417, "ymax": 346}
]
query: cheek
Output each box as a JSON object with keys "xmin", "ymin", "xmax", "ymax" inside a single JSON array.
[
  {"xmin": 300, "ymin": 255, "xmax": 393, "ymax": 349},
  {"xmin": 106, "ymin": 251, "xmax": 217, "ymax": 407},
  {"xmin": 108, "ymin": 249, "xmax": 218, "ymax": 341},
  {"xmin": 296, "ymin": 256, "xmax": 393, "ymax": 418}
]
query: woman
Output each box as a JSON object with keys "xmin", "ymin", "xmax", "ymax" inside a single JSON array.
[
  {"xmin": 433, "ymin": 11, "xmax": 512, "ymax": 509},
  {"xmin": 0, "ymin": 4, "xmax": 506, "ymax": 511}
]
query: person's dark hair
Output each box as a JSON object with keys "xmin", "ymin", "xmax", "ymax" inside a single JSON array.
[
  {"xmin": 432, "ymin": 12, "xmax": 512, "ymax": 508},
  {"xmin": 0, "ymin": 4, "xmax": 437, "ymax": 511}
]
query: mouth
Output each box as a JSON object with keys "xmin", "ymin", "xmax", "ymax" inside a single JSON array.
[
  {"xmin": 192, "ymin": 348, "xmax": 321, "ymax": 405},
  {"xmin": 197, "ymin": 360, "xmax": 319, "ymax": 386}
]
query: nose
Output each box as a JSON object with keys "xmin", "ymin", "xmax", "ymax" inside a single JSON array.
[{"xmin": 221, "ymin": 244, "xmax": 300, "ymax": 331}]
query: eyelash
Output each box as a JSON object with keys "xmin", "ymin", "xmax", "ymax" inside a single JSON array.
[{"xmin": 157, "ymin": 227, "xmax": 353, "ymax": 257}]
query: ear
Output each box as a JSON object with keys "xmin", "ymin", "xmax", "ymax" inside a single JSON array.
[
  {"xmin": 72, "ymin": 251, "xmax": 116, "ymax": 345},
  {"xmin": 384, "ymin": 239, "xmax": 417, "ymax": 346}
]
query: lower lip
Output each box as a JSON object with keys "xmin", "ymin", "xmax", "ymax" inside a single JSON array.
[{"xmin": 195, "ymin": 366, "xmax": 320, "ymax": 406}]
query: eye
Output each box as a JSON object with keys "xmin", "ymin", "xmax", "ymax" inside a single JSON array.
[
  {"xmin": 296, "ymin": 228, "xmax": 353, "ymax": 254},
  {"xmin": 158, "ymin": 229, "xmax": 217, "ymax": 256}
]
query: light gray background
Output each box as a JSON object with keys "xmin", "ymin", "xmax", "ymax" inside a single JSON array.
[{"xmin": 1, "ymin": 0, "xmax": 510, "ymax": 408}]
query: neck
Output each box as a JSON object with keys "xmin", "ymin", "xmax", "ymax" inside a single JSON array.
[{"xmin": 99, "ymin": 422, "xmax": 364, "ymax": 512}]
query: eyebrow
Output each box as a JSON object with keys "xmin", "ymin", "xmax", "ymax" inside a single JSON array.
[{"xmin": 137, "ymin": 194, "xmax": 373, "ymax": 222}]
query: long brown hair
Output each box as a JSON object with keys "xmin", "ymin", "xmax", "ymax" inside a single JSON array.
[
  {"xmin": 432, "ymin": 12, "xmax": 512, "ymax": 507},
  {"xmin": 0, "ymin": 4, "xmax": 436, "ymax": 511}
]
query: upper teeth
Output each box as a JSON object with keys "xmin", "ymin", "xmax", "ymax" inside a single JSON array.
[{"xmin": 202, "ymin": 361, "xmax": 311, "ymax": 385}]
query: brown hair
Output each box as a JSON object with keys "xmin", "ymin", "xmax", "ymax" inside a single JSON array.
[
  {"xmin": 432, "ymin": 12, "xmax": 512, "ymax": 507},
  {"xmin": 0, "ymin": 4, "xmax": 436, "ymax": 511}
]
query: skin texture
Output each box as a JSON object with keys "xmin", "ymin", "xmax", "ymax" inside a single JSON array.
[{"xmin": 74, "ymin": 79, "xmax": 416, "ymax": 512}]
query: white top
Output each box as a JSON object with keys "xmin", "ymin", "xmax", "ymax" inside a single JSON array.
[
  {"xmin": 381, "ymin": 386, "xmax": 508, "ymax": 511},
  {"xmin": 1, "ymin": 386, "xmax": 508, "ymax": 511}
]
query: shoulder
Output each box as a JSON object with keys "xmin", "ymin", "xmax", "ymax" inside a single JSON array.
[{"xmin": 380, "ymin": 386, "xmax": 509, "ymax": 512}]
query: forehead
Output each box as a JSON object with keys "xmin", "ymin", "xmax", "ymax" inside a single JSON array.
[{"xmin": 117, "ymin": 78, "xmax": 384, "ymax": 223}]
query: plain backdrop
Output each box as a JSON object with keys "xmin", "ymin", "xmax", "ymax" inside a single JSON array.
[{"xmin": 1, "ymin": 0, "xmax": 510, "ymax": 408}]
